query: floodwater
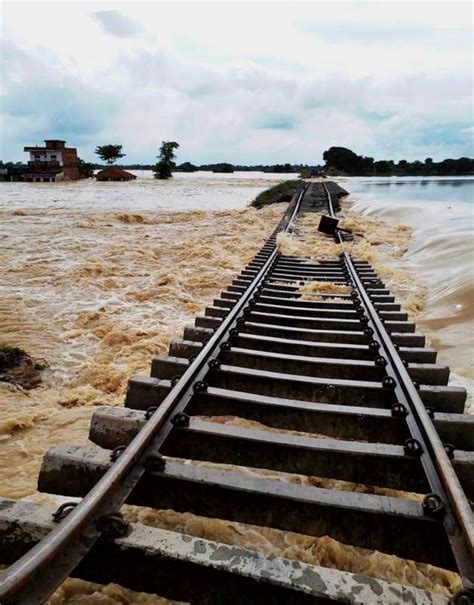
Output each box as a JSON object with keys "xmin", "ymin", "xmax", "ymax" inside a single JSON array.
[
  {"xmin": 1, "ymin": 170, "xmax": 298, "ymax": 213},
  {"xmin": 0, "ymin": 172, "xmax": 471, "ymax": 602},
  {"xmin": 345, "ymin": 176, "xmax": 474, "ymax": 385}
]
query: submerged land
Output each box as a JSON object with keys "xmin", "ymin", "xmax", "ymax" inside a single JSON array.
[
  {"xmin": 2, "ymin": 146, "xmax": 473, "ymax": 181},
  {"xmin": 0, "ymin": 175, "xmax": 472, "ymax": 602}
]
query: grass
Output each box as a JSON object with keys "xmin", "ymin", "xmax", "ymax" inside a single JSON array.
[
  {"xmin": 0, "ymin": 344, "xmax": 28, "ymax": 370},
  {"xmin": 251, "ymin": 180, "xmax": 305, "ymax": 209},
  {"xmin": 33, "ymin": 361, "xmax": 49, "ymax": 371}
]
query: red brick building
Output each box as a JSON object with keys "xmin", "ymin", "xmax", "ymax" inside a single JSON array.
[{"xmin": 23, "ymin": 140, "xmax": 80, "ymax": 182}]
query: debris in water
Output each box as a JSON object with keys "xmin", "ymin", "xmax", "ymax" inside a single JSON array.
[{"xmin": 0, "ymin": 345, "xmax": 47, "ymax": 390}]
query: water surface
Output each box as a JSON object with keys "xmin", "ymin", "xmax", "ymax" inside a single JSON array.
[
  {"xmin": 1, "ymin": 170, "xmax": 297, "ymax": 213},
  {"xmin": 344, "ymin": 176, "xmax": 474, "ymax": 381}
]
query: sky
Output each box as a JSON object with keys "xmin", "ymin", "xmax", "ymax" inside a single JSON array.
[{"xmin": 1, "ymin": 1, "xmax": 473, "ymax": 164}]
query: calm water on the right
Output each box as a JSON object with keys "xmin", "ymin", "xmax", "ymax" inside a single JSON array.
[
  {"xmin": 343, "ymin": 175, "xmax": 474, "ymax": 205},
  {"xmin": 343, "ymin": 176, "xmax": 474, "ymax": 385}
]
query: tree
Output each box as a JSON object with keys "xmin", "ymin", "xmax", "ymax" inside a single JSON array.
[
  {"xmin": 94, "ymin": 144, "xmax": 126, "ymax": 165},
  {"xmin": 177, "ymin": 161, "xmax": 197, "ymax": 173},
  {"xmin": 456, "ymin": 157, "xmax": 474, "ymax": 174},
  {"xmin": 374, "ymin": 160, "xmax": 393, "ymax": 175},
  {"xmin": 409, "ymin": 160, "xmax": 424, "ymax": 175},
  {"xmin": 323, "ymin": 147, "xmax": 374, "ymax": 175},
  {"xmin": 323, "ymin": 147, "xmax": 359, "ymax": 173},
  {"xmin": 154, "ymin": 141, "xmax": 180, "ymax": 179},
  {"xmin": 211, "ymin": 162, "xmax": 234, "ymax": 173},
  {"xmin": 77, "ymin": 158, "xmax": 95, "ymax": 178},
  {"xmin": 424, "ymin": 158, "xmax": 434, "ymax": 175},
  {"xmin": 397, "ymin": 160, "xmax": 409, "ymax": 173}
]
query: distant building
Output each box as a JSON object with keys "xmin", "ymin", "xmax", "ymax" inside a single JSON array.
[
  {"xmin": 22, "ymin": 140, "xmax": 80, "ymax": 182},
  {"xmin": 95, "ymin": 167, "xmax": 137, "ymax": 182}
]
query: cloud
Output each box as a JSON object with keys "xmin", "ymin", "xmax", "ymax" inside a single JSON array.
[
  {"xmin": 298, "ymin": 19, "xmax": 472, "ymax": 49},
  {"xmin": 256, "ymin": 114, "xmax": 296, "ymax": 130},
  {"xmin": 417, "ymin": 121, "xmax": 474, "ymax": 150},
  {"xmin": 1, "ymin": 40, "xmax": 119, "ymax": 159},
  {"xmin": 1, "ymin": 3, "xmax": 472, "ymax": 163},
  {"xmin": 4, "ymin": 81, "xmax": 117, "ymax": 136},
  {"xmin": 92, "ymin": 10, "xmax": 144, "ymax": 38}
]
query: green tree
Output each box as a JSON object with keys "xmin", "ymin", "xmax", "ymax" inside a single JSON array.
[
  {"xmin": 323, "ymin": 147, "xmax": 374, "ymax": 175},
  {"xmin": 374, "ymin": 160, "xmax": 393, "ymax": 175},
  {"xmin": 397, "ymin": 159, "xmax": 409, "ymax": 173},
  {"xmin": 424, "ymin": 158, "xmax": 434, "ymax": 175},
  {"xmin": 211, "ymin": 162, "xmax": 234, "ymax": 173},
  {"xmin": 177, "ymin": 161, "xmax": 197, "ymax": 172},
  {"xmin": 323, "ymin": 147, "xmax": 359, "ymax": 173},
  {"xmin": 154, "ymin": 141, "xmax": 180, "ymax": 179},
  {"xmin": 77, "ymin": 158, "xmax": 95, "ymax": 178},
  {"xmin": 94, "ymin": 144, "xmax": 126, "ymax": 165},
  {"xmin": 456, "ymin": 157, "xmax": 474, "ymax": 174}
]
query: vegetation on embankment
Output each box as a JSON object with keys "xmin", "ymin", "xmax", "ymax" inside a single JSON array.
[
  {"xmin": 251, "ymin": 180, "xmax": 305, "ymax": 208},
  {"xmin": 0, "ymin": 344, "xmax": 47, "ymax": 389}
]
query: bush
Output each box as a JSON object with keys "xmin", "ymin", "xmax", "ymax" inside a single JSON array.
[
  {"xmin": 0, "ymin": 344, "xmax": 27, "ymax": 370},
  {"xmin": 0, "ymin": 344, "xmax": 48, "ymax": 389},
  {"xmin": 251, "ymin": 181, "xmax": 305, "ymax": 209}
]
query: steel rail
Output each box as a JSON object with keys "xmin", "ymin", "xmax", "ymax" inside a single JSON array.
[
  {"xmin": 0, "ymin": 186, "xmax": 308, "ymax": 604},
  {"xmin": 323, "ymin": 182, "xmax": 474, "ymax": 586},
  {"xmin": 322, "ymin": 182, "xmax": 343, "ymax": 245}
]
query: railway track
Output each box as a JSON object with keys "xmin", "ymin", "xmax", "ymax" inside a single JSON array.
[{"xmin": 1, "ymin": 182, "xmax": 473, "ymax": 604}]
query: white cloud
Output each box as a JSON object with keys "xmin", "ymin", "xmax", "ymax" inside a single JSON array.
[
  {"xmin": 2, "ymin": 2, "xmax": 472, "ymax": 163},
  {"xmin": 92, "ymin": 10, "xmax": 144, "ymax": 38}
]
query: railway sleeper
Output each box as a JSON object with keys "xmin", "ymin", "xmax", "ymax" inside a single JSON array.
[
  {"xmin": 126, "ymin": 370, "xmax": 465, "ymax": 414},
  {"xmin": 276, "ymin": 257, "xmax": 367, "ymax": 267},
  {"xmin": 239, "ymin": 334, "xmax": 437, "ymax": 364},
  {"xmin": 205, "ymin": 302, "xmax": 415, "ymax": 333},
  {"xmin": 256, "ymin": 302, "xmax": 391, "ymax": 320},
  {"xmin": 282, "ymin": 290, "xmax": 397, "ymax": 303},
  {"xmin": 214, "ymin": 298, "xmax": 361, "ymax": 317},
  {"xmin": 276, "ymin": 257, "xmax": 342, "ymax": 266},
  {"xmin": 195, "ymin": 316, "xmax": 424, "ymax": 345},
  {"xmin": 268, "ymin": 273, "xmax": 349, "ymax": 283},
  {"xmin": 3, "ymin": 499, "xmax": 446, "ymax": 605},
  {"xmin": 89, "ymin": 406, "xmax": 474, "ymax": 497},
  {"xmin": 213, "ymin": 296, "xmax": 357, "ymax": 313},
  {"xmin": 269, "ymin": 270, "xmax": 347, "ymax": 279},
  {"xmin": 258, "ymin": 302, "xmax": 409, "ymax": 322},
  {"xmin": 169, "ymin": 334, "xmax": 437, "ymax": 364},
  {"xmin": 105, "ymin": 392, "xmax": 474, "ymax": 450},
  {"xmin": 37, "ymin": 444, "xmax": 456, "ymax": 570},
  {"xmin": 280, "ymin": 255, "xmax": 364, "ymax": 265},
  {"xmin": 247, "ymin": 310, "xmax": 415, "ymax": 334},
  {"xmin": 262, "ymin": 286, "xmax": 354, "ymax": 299},
  {"xmin": 256, "ymin": 294, "xmax": 357, "ymax": 309},
  {"xmin": 261, "ymin": 294, "xmax": 400, "ymax": 313},
  {"xmin": 151, "ymin": 350, "xmax": 449, "ymax": 386},
  {"xmin": 273, "ymin": 265, "xmax": 350, "ymax": 276}
]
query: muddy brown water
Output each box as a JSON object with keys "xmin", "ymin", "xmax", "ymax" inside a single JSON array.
[{"xmin": 1, "ymin": 178, "xmax": 469, "ymax": 601}]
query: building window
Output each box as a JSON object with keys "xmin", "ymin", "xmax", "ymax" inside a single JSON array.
[
  {"xmin": 50, "ymin": 155, "xmax": 57, "ymax": 160},
  {"xmin": 34, "ymin": 155, "xmax": 41, "ymax": 160}
]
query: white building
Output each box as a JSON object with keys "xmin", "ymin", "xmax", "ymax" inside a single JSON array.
[{"xmin": 23, "ymin": 140, "xmax": 80, "ymax": 182}]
